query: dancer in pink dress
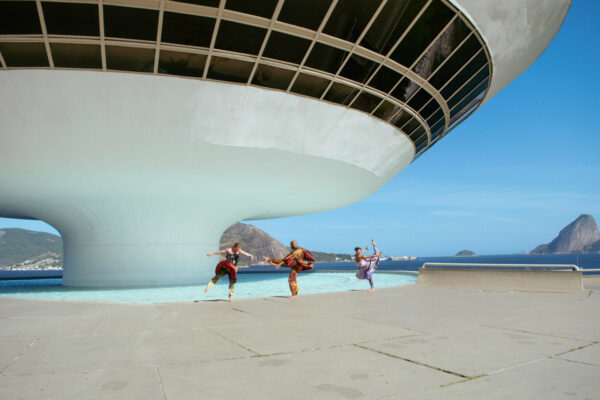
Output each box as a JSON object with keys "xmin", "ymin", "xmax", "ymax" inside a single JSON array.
[{"xmin": 354, "ymin": 239, "xmax": 382, "ymax": 292}]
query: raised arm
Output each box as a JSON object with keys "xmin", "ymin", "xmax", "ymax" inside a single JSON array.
[{"xmin": 206, "ymin": 249, "xmax": 227, "ymax": 257}]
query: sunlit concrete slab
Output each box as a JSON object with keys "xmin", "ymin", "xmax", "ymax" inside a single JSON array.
[
  {"xmin": 0, "ymin": 367, "xmax": 164, "ymax": 400},
  {"xmin": 362, "ymin": 325, "xmax": 589, "ymax": 377},
  {"xmin": 2, "ymin": 328, "xmax": 252, "ymax": 376},
  {"xmin": 404, "ymin": 357, "xmax": 600, "ymax": 400},
  {"xmin": 158, "ymin": 346, "xmax": 458, "ymax": 400},
  {"xmin": 210, "ymin": 315, "xmax": 418, "ymax": 355}
]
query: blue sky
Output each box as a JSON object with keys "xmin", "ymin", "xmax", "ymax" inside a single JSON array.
[{"xmin": 2, "ymin": 1, "xmax": 598, "ymax": 257}]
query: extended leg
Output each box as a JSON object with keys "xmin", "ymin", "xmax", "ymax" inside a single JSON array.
[
  {"xmin": 228, "ymin": 281, "xmax": 235, "ymax": 302},
  {"xmin": 288, "ymin": 269, "xmax": 299, "ymax": 298},
  {"xmin": 205, "ymin": 268, "xmax": 227, "ymax": 292}
]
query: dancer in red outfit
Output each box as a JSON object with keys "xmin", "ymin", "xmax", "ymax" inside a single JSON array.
[
  {"xmin": 205, "ymin": 243, "xmax": 254, "ymax": 302},
  {"xmin": 263, "ymin": 240, "xmax": 315, "ymax": 298}
]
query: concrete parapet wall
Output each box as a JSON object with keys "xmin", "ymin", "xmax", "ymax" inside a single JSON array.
[{"xmin": 417, "ymin": 268, "xmax": 582, "ymax": 292}]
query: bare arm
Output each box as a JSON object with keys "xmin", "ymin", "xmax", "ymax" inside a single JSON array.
[
  {"xmin": 362, "ymin": 252, "xmax": 382, "ymax": 259},
  {"xmin": 238, "ymin": 249, "xmax": 254, "ymax": 262},
  {"xmin": 206, "ymin": 249, "xmax": 227, "ymax": 257}
]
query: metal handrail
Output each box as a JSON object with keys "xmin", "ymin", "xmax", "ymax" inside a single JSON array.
[{"xmin": 421, "ymin": 262, "xmax": 580, "ymax": 271}]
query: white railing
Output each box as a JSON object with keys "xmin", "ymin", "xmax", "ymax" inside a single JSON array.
[{"xmin": 421, "ymin": 262, "xmax": 580, "ymax": 271}]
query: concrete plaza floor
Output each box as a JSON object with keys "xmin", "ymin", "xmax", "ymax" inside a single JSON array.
[{"xmin": 1, "ymin": 278, "xmax": 599, "ymax": 399}]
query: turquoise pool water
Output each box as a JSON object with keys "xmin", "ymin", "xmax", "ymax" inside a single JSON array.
[{"xmin": 0, "ymin": 272, "xmax": 416, "ymax": 303}]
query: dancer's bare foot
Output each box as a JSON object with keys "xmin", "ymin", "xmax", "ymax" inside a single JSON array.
[
  {"xmin": 228, "ymin": 296, "xmax": 232, "ymax": 302},
  {"xmin": 369, "ymin": 288, "xmax": 375, "ymax": 293},
  {"xmin": 204, "ymin": 286, "xmax": 210, "ymax": 293},
  {"xmin": 288, "ymin": 295, "xmax": 297, "ymax": 299}
]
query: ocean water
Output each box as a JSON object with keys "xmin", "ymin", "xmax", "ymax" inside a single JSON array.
[{"xmin": 0, "ymin": 272, "xmax": 416, "ymax": 303}]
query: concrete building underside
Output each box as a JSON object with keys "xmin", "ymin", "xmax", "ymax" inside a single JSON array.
[{"xmin": 0, "ymin": 0, "xmax": 571, "ymax": 286}]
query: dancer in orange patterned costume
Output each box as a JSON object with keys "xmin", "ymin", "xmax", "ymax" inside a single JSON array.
[
  {"xmin": 205, "ymin": 243, "xmax": 254, "ymax": 302},
  {"xmin": 263, "ymin": 240, "xmax": 315, "ymax": 298}
]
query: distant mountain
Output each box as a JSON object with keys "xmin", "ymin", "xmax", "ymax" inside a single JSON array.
[
  {"xmin": 0, "ymin": 228, "xmax": 63, "ymax": 266},
  {"xmin": 220, "ymin": 222, "xmax": 350, "ymax": 264},
  {"xmin": 455, "ymin": 250, "xmax": 477, "ymax": 257},
  {"xmin": 530, "ymin": 214, "xmax": 600, "ymax": 254}
]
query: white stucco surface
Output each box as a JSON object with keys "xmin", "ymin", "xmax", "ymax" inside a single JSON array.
[
  {"xmin": 450, "ymin": 0, "xmax": 571, "ymax": 103},
  {"xmin": 0, "ymin": 70, "xmax": 413, "ymax": 286}
]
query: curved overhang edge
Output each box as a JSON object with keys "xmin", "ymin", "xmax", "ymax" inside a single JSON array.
[{"xmin": 448, "ymin": 0, "xmax": 571, "ymax": 105}]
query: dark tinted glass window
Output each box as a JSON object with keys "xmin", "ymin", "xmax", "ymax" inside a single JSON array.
[
  {"xmin": 50, "ymin": 43, "xmax": 101, "ymax": 68},
  {"xmin": 402, "ymin": 118, "xmax": 420, "ymax": 134},
  {"xmin": 420, "ymin": 99, "xmax": 439, "ymax": 119},
  {"xmin": 450, "ymin": 79, "xmax": 487, "ymax": 118},
  {"xmin": 361, "ymin": 0, "xmax": 427, "ymax": 54},
  {"xmin": 158, "ymin": 50, "xmax": 206, "ymax": 77},
  {"xmin": 214, "ymin": 20, "xmax": 266, "ymax": 55},
  {"xmin": 441, "ymin": 52, "xmax": 487, "ymax": 98},
  {"xmin": 252, "ymin": 64, "xmax": 295, "ymax": 91},
  {"xmin": 411, "ymin": 125, "xmax": 427, "ymax": 141},
  {"xmin": 339, "ymin": 54, "xmax": 377, "ymax": 84},
  {"xmin": 373, "ymin": 101, "xmax": 400, "ymax": 121},
  {"xmin": 278, "ymin": 0, "xmax": 331, "ymax": 31},
  {"xmin": 324, "ymin": 82, "xmax": 358, "ymax": 105},
  {"xmin": 369, "ymin": 66, "xmax": 402, "ymax": 93},
  {"xmin": 427, "ymin": 109, "xmax": 444, "ymax": 127},
  {"xmin": 430, "ymin": 117, "xmax": 445, "ymax": 139},
  {"xmin": 207, "ymin": 56, "xmax": 254, "ymax": 83},
  {"xmin": 0, "ymin": 1, "xmax": 41, "ymax": 35},
  {"xmin": 42, "ymin": 2, "xmax": 99, "ymax": 36},
  {"xmin": 390, "ymin": 109, "xmax": 412, "ymax": 128},
  {"xmin": 225, "ymin": 0, "xmax": 278, "ymax": 19},
  {"xmin": 304, "ymin": 42, "xmax": 347, "ymax": 74},
  {"xmin": 429, "ymin": 35, "xmax": 481, "ymax": 89},
  {"xmin": 0, "ymin": 42, "xmax": 48, "ymax": 67},
  {"xmin": 104, "ymin": 6, "xmax": 158, "ymax": 41},
  {"xmin": 450, "ymin": 97, "xmax": 482, "ymax": 127},
  {"xmin": 413, "ymin": 17, "xmax": 469, "ymax": 79},
  {"xmin": 390, "ymin": 1, "xmax": 454, "ymax": 67},
  {"xmin": 174, "ymin": 0, "xmax": 219, "ymax": 7},
  {"xmin": 106, "ymin": 46, "xmax": 155, "ymax": 72},
  {"xmin": 391, "ymin": 77, "xmax": 418, "ymax": 103},
  {"xmin": 350, "ymin": 91, "xmax": 380, "ymax": 114},
  {"xmin": 161, "ymin": 12, "xmax": 214, "ymax": 48},
  {"xmin": 290, "ymin": 73, "xmax": 330, "ymax": 98},
  {"xmin": 262, "ymin": 32, "xmax": 311, "ymax": 64},
  {"xmin": 407, "ymin": 88, "xmax": 432, "ymax": 112},
  {"xmin": 447, "ymin": 68, "xmax": 488, "ymax": 109},
  {"xmin": 323, "ymin": 0, "xmax": 382, "ymax": 43},
  {"xmin": 414, "ymin": 133, "xmax": 427, "ymax": 147}
]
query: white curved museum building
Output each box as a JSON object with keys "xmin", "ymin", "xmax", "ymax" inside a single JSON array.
[{"xmin": 0, "ymin": 0, "xmax": 570, "ymax": 286}]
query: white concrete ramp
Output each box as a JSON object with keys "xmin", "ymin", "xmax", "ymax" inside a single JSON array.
[{"xmin": 417, "ymin": 268, "xmax": 583, "ymax": 292}]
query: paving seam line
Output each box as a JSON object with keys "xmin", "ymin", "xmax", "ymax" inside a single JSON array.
[
  {"xmin": 480, "ymin": 325, "xmax": 592, "ymax": 342},
  {"xmin": 154, "ymin": 366, "xmax": 168, "ymax": 400},
  {"xmin": 352, "ymin": 343, "xmax": 468, "ymax": 378},
  {"xmin": 552, "ymin": 341, "xmax": 599, "ymax": 357},
  {"xmin": 0, "ymin": 338, "xmax": 39, "ymax": 374},
  {"xmin": 207, "ymin": 328, "xmax": 260, "ymax": 356}
]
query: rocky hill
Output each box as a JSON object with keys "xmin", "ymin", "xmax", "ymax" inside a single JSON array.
[
  {"xmin": 220, "ymin": 222, "xmax": 289, "ymax": 264},
  {"xmin": 530, "ymin": 214, "xmax": 600, "ymax": 254},
  {"xmin": 0, "ymin": 228, "xmax": 63, "ymax": 266},
  {"xmin": 220, "ymin": 222, "xmax": 350, "ymax": 264}
]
